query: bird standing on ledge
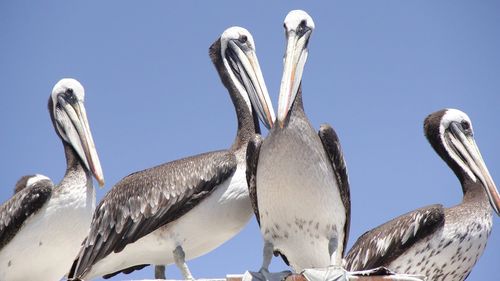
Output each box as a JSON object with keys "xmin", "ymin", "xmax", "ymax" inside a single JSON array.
[
  {"xmin": 246, "ymin": 10, "xmax": 350, "ymax": 281},
  {"xmin": 0, "ymin": 78, "xmax": 104, "ymax": 281},
  {"xmin": 68, "ymin": 26, "xmax": 274, "ymax": 281},
  {"xmin": 345, "ymin": 109, "xmax": 500, "ymax": 281}
]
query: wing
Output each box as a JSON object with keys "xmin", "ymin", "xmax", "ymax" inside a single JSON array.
[
  {"xmin": 0, "ymin": 180, "xmax": 53, "ymax": 250},
  {"xmin": 318, "ymin": 124, "xmax": 351, "ymax": 256},
  {"xmin": 69, "ymin": 150, "xmax": 237, "ymax": 279},
  {"xmin": 344, "ymin": 204, "xmax": 445, "ymax": 271},
  {"xmin": 246, "ymin": 134, "xmax": 263, "ymax": 225}
]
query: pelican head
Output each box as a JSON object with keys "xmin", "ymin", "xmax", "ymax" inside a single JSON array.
[
  {"xmin": 278, "ymin": 10, "xmax": 315, "ymax": 128},
  {"xmin": 50, "ymin": 78, "xmax": 104, "ymax": 187},
  {"xmin": 425, "ymin": 109, "xmax": 500, "ymax": 215},
  {"xmin": 217, "ymin": 26, "xmax": 275, "ymax": 129},
  {"xmin": 14, "ymin": 174, "xmax": 53, "ymax": 194}
]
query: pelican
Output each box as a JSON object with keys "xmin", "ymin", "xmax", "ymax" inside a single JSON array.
[
  {"xmin": 68, "ymin": 26, "xmax": 274, "ymax": 280},
  {"xmin": 246, "ymin": 10, "xmax": 350, "ymax": 279},
  {"xmin": 0, "ymin": 78, "xmax": 104, "ymax": 281},
  {"xmin": 345, "ymin": 109, "xmax": 500, "ymax": 281},
  {"xmin": 13, "ymin": 174, "xmax": 54, "ymax": 194}
]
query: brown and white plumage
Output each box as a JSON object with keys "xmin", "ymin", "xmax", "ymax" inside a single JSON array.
[
  {"xmin": 0, "ymin": 175, "xmax": 54, "ymax": 251},
  {"xmin": 246, "ymin": 10, "xmax": 351, "ymax": 277},
  {"xmin": 318, "ymin": 124, "xmax": 351, "ymax": 253},
  {"xmin": 0, "ymin": 78, "xmax": 104, "ymax": 281},
  {"xmin": 71, "ymin": 151, "xmax": 238, "ymax": 279},
  {"xmin": 345, "ymin": 109, "xmax": 500, "ymax": 281},
  {"xmin": 345, "ymin": 205, "xmax": 445, "ymax": 270},
  {"xmin": 68, "ymin": 26, "xmax": 274, "ymax": 280},
  {"xmin": 13, "ymin": 174, "xmax": 53, "ymax": 195}
]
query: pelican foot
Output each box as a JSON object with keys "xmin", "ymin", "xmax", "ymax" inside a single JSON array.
[{"xmin": 243, "ymin": 269, "xmax": 292, "ymax": 281}]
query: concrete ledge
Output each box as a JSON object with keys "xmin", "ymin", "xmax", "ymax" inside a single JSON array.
[{"xmin": 127, "ymin": 268, "xmax": 424, "ymax": 281}]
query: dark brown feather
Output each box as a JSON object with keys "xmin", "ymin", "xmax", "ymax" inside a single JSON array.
[
  {"xmin": 318, "ymin": 123, "xmax": 351, "ymax": 257},
  {"xmin": 345, "ymin": 204, "xmax": 445, "ymax": 271},
  {"xmin": 69, "ymin": 150, "xmax": 237, "ymax": 279},
  {"xmin": 246, "ymin": 134, "xmax": 263, "ymax": 225},
  {"xmin": 0, "ymin": 180, "xmax": 53, "ymax": 250}
]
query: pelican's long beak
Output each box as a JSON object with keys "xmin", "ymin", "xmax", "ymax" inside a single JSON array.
[
  {"xmin": 227, "ymin": 40, "xmax": 275, "ymax": 129},
  {"xmin": 58, "ymin": 96, "xmax": 105, "ymax": 187},
  {"xmin": 277, "ymin": 30, "xmax": 311, "ymax": 128},
  {"xmin": 449, "ymin": 123, "xmax": 500, "ymax": 215}
]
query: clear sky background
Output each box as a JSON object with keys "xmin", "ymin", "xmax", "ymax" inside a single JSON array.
[{"xmin": 1, "ymin": 1, "xmax": 499, "ymax": 280}]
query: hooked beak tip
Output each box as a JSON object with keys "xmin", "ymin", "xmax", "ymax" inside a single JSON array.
[
  {"xmin": 97, "ymin": 178, "xmax": 105, "ymax": 188},
  {"xmin": 92, "ymin": 166, "xmax": 105, "ymax": 187},
  {"xmin": 491, "ymin": 191, "xmax": 500, "ymax": 216}
]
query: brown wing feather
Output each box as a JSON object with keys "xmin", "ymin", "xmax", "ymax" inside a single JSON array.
[
  {"xmin": 246, "ymin": 134, "xmax": 263, "ymax": 225},
  {"xmin": 0, "ymin": 179, "xmax": 53, "ymax": 250},
  {"xmin": 345, "ymin": 204, "xmax": 445, "ymax": 271},
  {"xmin": 318, "ymin": 123, "xmax": 351, "ymax": 256},
  {"xmin": 69, "ymin": 150, "xmax": 237, "ymax": 279}
]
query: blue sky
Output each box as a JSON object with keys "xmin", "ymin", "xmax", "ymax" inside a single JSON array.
[{"xmin": 1, "ymin": 1, "xmax": 499, "ymax": 280}]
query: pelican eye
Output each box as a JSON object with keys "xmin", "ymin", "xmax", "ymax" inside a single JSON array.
[
  {"xmin": 461, "ymin": 121, "xmax": 472, "ymax": 134},
  {"xmin": 240, "ymin": 35, "xmax": 248, "ymax": 44},
  {"xmin": 297, "ymin": 20, "xmax": 308, "ymax": 35},
  {"xmin": 62, "ymin": 88, "xmax": 77, "ymax": 104}
]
